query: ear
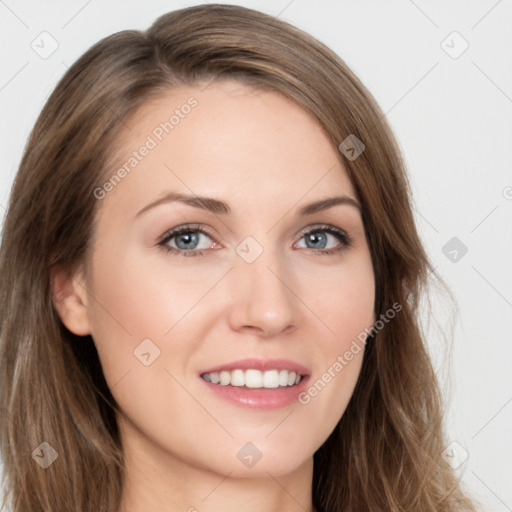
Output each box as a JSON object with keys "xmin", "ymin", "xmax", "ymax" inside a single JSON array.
[{"xmin": 50, "ymin": 264, "xmax": 92, "ymax": 336}]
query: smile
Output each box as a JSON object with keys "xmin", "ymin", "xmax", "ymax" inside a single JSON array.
[{"xmin": 201, "ymin": 369, "xmax": 303, "ymax": 388}]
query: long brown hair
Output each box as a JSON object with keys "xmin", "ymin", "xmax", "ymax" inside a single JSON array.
[{"xmin": 0, "ymin": 4, "xmax": 476, "ymax": 511}]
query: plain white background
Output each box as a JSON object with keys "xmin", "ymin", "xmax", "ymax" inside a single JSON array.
[{"xmin": 1, "ymin": 1, "xmax": 511, "ymax": 510}]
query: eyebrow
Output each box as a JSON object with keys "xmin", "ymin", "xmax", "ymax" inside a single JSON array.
[{"xmin": 135, "ymin": 191, "xmax": 361, "ymax": 218}]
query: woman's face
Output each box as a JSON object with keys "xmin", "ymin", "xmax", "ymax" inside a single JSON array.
[{"xmin": 66, "ymin": 80, "xmax": 375, "ymax": 478}]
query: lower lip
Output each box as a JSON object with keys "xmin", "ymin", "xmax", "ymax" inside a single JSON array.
[{"xmin": 200, "ymin": 375, "xmax": 310, "ymax": 410}]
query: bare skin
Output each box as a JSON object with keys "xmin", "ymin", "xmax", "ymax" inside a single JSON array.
[{"xmin": 52, "ymin": 79, "xmax": 376, "ymax": 512}]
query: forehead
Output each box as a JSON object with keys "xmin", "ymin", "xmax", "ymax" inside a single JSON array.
[{"xmin": 98, "ymin": 80, "xmax": 358, "ymax": 219}]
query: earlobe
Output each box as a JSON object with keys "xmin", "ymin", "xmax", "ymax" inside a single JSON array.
[{"xmin": 50, "ymin": 264, "xmax": 91, "ymax": 336}]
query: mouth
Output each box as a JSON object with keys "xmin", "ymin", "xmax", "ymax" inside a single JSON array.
[
  {"xmin": 198, "ymin": 358, "xmax": 311, "ymax": 409},
  {"xmin": 201, "ymin": 368, "xmax": 305, "ymax": 389}
]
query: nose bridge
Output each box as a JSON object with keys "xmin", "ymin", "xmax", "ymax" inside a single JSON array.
[{"xmin": 227, "ymin": 236, "xmax": 297, "ymax": 336}]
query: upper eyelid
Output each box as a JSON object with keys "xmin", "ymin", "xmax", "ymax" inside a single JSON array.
[
  {"xmin": 158, "ymin": 224, "xmax": 214, "ymax": 242},
  {"xmin": 297, "ymin": 224, "xmax": 347, "ymax": 236}
]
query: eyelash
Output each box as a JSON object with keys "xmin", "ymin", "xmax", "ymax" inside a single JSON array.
[{"xmin": 156, "ymin": 223, "xmax": 353, "ymax": 258}]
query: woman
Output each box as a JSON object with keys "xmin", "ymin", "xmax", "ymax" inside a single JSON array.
[{"xmin": 0, "ymin": 4, "xmax": 477, "ymax": 511}]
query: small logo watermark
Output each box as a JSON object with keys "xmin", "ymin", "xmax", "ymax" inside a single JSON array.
[
  {"xmin": 442, "ymin": 236, "xmax": 468, "ymax": 263},
  {"xmin": 338, "ymin": 134, "xmax": 365, "ymax": 161},
  {"xmin": 133, "ymin": 338, "xmax": 161, "ymax": 366},
  {"xmin": 441, "ymin": 441, "xmax": 469, "ymax": 469},
  {"xmin": 31, "ymin": 31, "xmax": 59, "ymax": 59},
  {"xmin": 440, "ymin": 31, "xmax": 469, "ymax": 59},
  {"xmin": 237, "ymin": 442, "xmax": 262, "ymax": 468},
  {"xmin": 31, "ymin": 442, "xmax": 58, "ymax": 468},
  {"xmin": 236, "ymin": 236, "xmax": 264, "ymax": 264}
]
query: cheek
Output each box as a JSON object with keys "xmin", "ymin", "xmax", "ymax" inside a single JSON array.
[
  {"xmin": 294, "ymin": 253, "xmax": 374, "ymax": 419},
  {"xmin": 85, "ymin": 247, "xmax": 230, "ymax": 388},
  {"xmin": 300, "ymin": 252, "xmax": 376, "ymax": 340},
  {"xmin": 88, "ymin": 246, "xmax": 223, "ymax": 335}
]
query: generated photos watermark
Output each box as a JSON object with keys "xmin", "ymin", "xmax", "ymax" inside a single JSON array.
[
  {"xmin": 93, "ymin": 96, "xmax": 198, "ymax": 200},
  {"xmin": 298, "ymin": 301, "xmax": 403, "ymax": 405}
]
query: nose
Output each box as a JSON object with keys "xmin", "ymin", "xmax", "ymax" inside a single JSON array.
[{"xmin": 227, "ymin": 247, "xmax": 297, "ymax": 338}]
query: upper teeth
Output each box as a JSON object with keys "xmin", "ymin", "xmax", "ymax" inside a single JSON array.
[{"xmin": 202, "ymin": 369, "xmax": 302, "ymax": 388}]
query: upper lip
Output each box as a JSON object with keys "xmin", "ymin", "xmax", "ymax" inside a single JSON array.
[{"xmin": 200, "ymin": 358, "xmax": 310, "ymax": 376}]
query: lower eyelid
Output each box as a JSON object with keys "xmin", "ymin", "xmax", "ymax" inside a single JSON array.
[{"xmin": 166, "ymin": 247, "xmax": 205, "ymax": 257}]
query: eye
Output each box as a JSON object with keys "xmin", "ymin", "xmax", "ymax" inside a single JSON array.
[
  {"xmin": 157, "ymin": 224, "xmax": 220, "ymax": 257},
  {"xmin": 294, "ymin": 225, "xmax": 353, "ymax": 255},
  {"xmin": 156, "ymin": 223, "xmax": 353, "ymax": 258}
]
